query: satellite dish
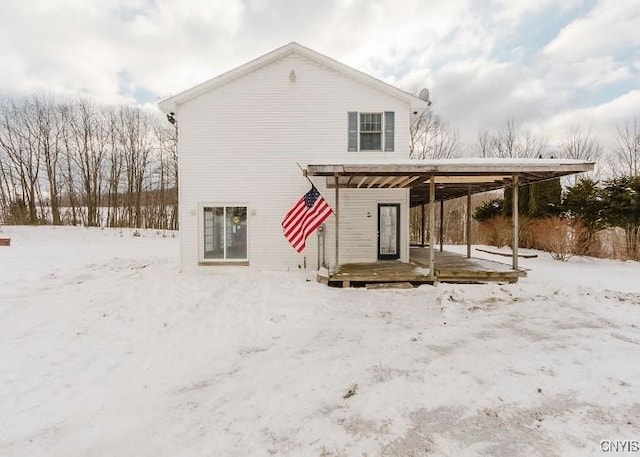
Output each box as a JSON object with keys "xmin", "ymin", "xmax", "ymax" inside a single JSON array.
[{"xmin": 418, "ymin": 88, "xmax": 432, "ymax": 106}]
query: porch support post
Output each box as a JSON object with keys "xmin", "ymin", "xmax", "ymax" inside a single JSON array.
[
  {"xmin": 512, "ymin": 174, "xmax": 519, "ymax": 270},
  {"xmin": 466, "ymin": 188, "xmax": 472, "ymax": 259},
  {"xmin": 439, "ymin": 199, "xmax": 444, "ymax": 252},
  {"xmin": 335, "ymin": 175, "xmax": 340, "ymax": 269},
  {"xmin": 421, "ymin": 204, "xmax": 426, "ymax": 247},
  {"xmin": 429, "ymin": 176, "xmax": 435, "ymax": 279}
]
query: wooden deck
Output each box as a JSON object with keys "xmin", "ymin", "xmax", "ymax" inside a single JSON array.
[
  {"xmin": 318, "ymin": 248, "xmax": 526, "ymax": 287},
  {"xmin": 411, "ymin": 248, "xmax": 526, "ymax": 284}
]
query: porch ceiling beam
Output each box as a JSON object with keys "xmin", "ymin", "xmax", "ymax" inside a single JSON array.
[
  {"xmin": 378, "ymin": 176, "xmax": 396, "ymax": 188},
  {"xmin": 366, "ymin": 176, "xmax": 382, "ymax": 188},
  {"xmin": 401, "ymin": 176, "xmax": 424, "ymax": 188},
  {"xmin": 432, "ymin": 175, "xmax": 511, "ymax": 184},
  {"xmin": 356, "ymin": 176, "xmax": 368, "ymax": 188},
  {"xmin": 523, "ymin": 171, "xmax": 549, "ymax": 179},
  {"xmin": 387, "ymin": 176, "xmax": 410, "ymax": 188}
]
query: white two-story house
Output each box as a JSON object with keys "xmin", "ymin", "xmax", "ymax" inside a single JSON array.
[{"xmin": 160, "ymin": 42, "xmax": 430, "ymax": 272}]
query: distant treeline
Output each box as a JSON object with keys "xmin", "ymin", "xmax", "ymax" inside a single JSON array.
[{"xmin": 0, "ymin": 95, "xmax": 177, "ymax": 229}]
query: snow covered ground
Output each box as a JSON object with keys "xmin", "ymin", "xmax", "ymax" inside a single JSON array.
[{"xmin": 1, "ymin": 226, "xmax": 639, "ymax": 457}]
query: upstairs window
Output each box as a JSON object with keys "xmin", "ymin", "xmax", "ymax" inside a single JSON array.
[
  {"xmin": 348, "ymin": 111, "xmax": 394, "ymax": 152},
  {"xmin": 359, "ymin": 113, "xmax": 382, "ymax": 150}
]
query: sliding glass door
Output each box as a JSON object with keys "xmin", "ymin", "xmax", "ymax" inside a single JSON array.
[{"xmin": 203, "ymin": 206, "xmax": 247, "ymax": 261}]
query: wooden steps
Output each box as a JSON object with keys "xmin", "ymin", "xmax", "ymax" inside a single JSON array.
[{"xmin": 322, "ymin": 260, "xmax": 435, "ymax": 288}]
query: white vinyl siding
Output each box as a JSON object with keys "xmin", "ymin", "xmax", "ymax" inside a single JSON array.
[
  {"xmin": 330, "ymin": 188, "xmax": 409, "ymax": 264},
  {"xmin": 177, "ymin": 53, "xmax": 411, "ymax": 271}
]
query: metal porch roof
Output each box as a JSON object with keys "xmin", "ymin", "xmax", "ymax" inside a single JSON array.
[{"xmin": 305, "ymin": 158, "xmax": 594, "ymax": 205}]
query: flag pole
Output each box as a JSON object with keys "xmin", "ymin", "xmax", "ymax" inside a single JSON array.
[{"xmin": 296, "ymin": 162, "xmax": 315, "ymax": 187}]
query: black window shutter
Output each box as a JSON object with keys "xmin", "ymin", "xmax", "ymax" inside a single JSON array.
[
  {"xmin": 348, "ymin": 111, "xmax": 358, "ymax": 151},
  {"xmin": 384, "ymin": 111, "xmax": 394, "ymax": 151}
]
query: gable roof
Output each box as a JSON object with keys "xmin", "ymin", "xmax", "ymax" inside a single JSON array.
[{"xmin": 159, "ymin": 42, "xmax": 430, "ymax": 113}]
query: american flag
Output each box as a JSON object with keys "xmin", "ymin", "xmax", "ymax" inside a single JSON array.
[{"xmin": 282, "ymin": 185, "xmax": 333, "ymax": 252}]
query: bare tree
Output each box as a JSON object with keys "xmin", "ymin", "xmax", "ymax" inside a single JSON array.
[
  {"xmin": 0, "ymin": 140, "xmax": 15, "ymax": 221},
  {"xmin": 521, "ymin": 127, "xmax": 547, "ymax": 158},
  {"xmin": 67, "ymin": 99, "xmax": 106, "ymax": 226},
  {"xmin": 105, "ymin": 108, "xmax": 123, "ymax": 227},
  {"xmin": 0, "ymin": 98, "xmax": 42, "ymax": 223},
  {"xmin": 410, "ymin": 110, "xmax": 459, "ymax": 159},
  {"xmin": 58, "ymin": 102, "xmax": 80, "ymax": 225},
  {"xmin": 475, "ymin": 118, "xmax": 547, "ymax": 159},
  {"xmin": 33, "ymin": 95, "xmax": 64, "ymax": 224},
  {"xmin": 613, "ymin": 118, "xmax": 640, "ymax": 177},
  {"xmin": 0, "ymin": 94, "xmax": 177, "ymax": 229},
  {"xmin": 154, "ymin": 122, "xmax": 178, "ymax": 229},
  {"xmin": 560, "ymin": 126, "xmax": 602, "ymax": 183},
  {"xmin": 493, "ymin": 118, "xmax": 520, "ymax": 158},
  {"xmin": 117, "ymin": 106, "xmax": 152, "ymax": 227},
  {"xmin": 477, "ymin": 130, "xmax": 491, "ymax": 158}
]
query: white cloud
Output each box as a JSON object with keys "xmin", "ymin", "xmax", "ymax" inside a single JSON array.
[
  {"xmin": 0, "ymin": 0, "xmax": 637, "ymax": 154},
  {"xmin": 422, "ymin": 58, "xmax": 555, "ymax": 147},
  {"xmin": 541, "ymin": 57, "xmax": 632, "ymax": 91},
  {"xmin": 0, "ymin": 0, "xmax": 247, "ymax": 101},
  {"xmin": 491, "ymin": 0, "xmax": 582, "ymax": 23},
  {"xmin": 542, "ymin": 90, "xmax": 640, "ymax": 148},
  {"xmin": 2, "ymin": 0, "xmax": 130, "ymax": 101},
  {"xmin": 542, "ymin": 0, "xmax": 640, "ymax": 60}
]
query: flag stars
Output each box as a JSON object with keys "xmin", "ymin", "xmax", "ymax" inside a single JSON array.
[{"xmin": 304, "ymin": 187, "xmax": 320, "ymax": 208}]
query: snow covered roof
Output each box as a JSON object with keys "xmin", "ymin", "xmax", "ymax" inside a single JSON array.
[
  {"xmin": 305, "ymin": 158, "xmax": 595, "ymax": 203},
  {"xmin": 159, "ymin": 42, "xmax": 430, "ymax": 113}
]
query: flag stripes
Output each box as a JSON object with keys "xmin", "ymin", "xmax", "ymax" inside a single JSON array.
[{"xmin": 282, "ymin": 185, "xmax": 333, "ymax": 252}]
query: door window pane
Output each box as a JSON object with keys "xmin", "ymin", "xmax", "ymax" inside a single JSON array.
[
  {"xmin": 204, "ymin": 207, "xmax": 225, "ymax": 259},
  {"xmin": 380, "ymin": 206, "xmax": 398, "ymax": 255},
  {"xmin": 225, "ymin": 206, "xmax": 247, "ymax": 259}
]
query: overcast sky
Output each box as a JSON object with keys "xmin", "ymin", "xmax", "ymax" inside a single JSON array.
[{"xmin": 1, "ymin": 0, "xmax": 638, "ymax": 151}]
